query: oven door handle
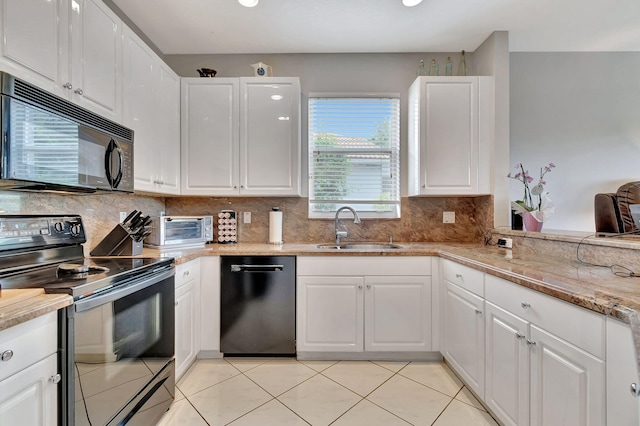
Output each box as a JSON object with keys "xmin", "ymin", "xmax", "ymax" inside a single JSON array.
[{"xmin": 74, "ymin": 268, "xmax": 175, "ymax": 313}]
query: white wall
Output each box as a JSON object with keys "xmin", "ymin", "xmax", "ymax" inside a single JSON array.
[
  {"xmin": 510, "ymin": 52, "xmax": 640, "ymax": 232},
  {"xmin": 474, "ymin": 31, "xmax": 510, "ymax": 228}
]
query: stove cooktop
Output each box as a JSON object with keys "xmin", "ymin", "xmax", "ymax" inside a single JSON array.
[{"xmin": 0, "ymin": 256, "xmax": 173, "ymax": 299}]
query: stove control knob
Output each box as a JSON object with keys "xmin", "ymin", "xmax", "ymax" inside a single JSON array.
[
  {"xmin": 53, "ymin": 222, "xmax": 65, "ymax": 233},
  {"xmin": 70, "ymin": 223, "xmax": 82, "ymax": 237}
]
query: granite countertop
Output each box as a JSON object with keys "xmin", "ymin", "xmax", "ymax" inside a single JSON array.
[
  {"xmin": 0, "ymin": 289, "xmax": 73, "ymax": 331},
  {"xmin": 144, "ymin": 241, "xmax": 640, "ymax": 324}
]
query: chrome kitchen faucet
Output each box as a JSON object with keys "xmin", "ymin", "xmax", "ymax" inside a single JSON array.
[{"xmin": 335, "ymin": 206, "xmax": 361, "ymax": 244}]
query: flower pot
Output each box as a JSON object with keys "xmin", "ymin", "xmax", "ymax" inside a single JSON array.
[{"xmin": 523, "ymin": 212, "xmax": 543, "ymax": 232}]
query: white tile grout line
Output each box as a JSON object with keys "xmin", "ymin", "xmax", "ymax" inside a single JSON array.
[{"xmin": 178, "ymin": 358, "xmax": 497, "ymax": 426}]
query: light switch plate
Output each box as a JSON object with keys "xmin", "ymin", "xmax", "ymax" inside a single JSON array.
[
  {"xmin": 243, "ymin": 211, "xmax": 251, "ymax": 224},
  {"xmin": 443, "ymin": 211, "xmax": 455, "ymax": 223}
]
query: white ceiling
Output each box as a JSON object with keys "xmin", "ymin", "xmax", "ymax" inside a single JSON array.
[{"xmin": 112, "ymin": 0, "xmax": 640, "ymax": 54}]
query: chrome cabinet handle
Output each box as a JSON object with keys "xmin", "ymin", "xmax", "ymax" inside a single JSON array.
[
  {"xmin": 358, "ymin": 285, "xmax": 363, "ymax": 289},
  {"xmin": 422, "ymin": 184, "xmax": 426, "ymax": 188},
  {"xmin": 521, "ymin": 302, "xmax": 531, "ymax": 309},
  {"xmin": 63, "ymin": 82, "xmax": 73, "ymax": 90},
  {"xmin": 49, "ymin": 374, "xmax": 61, "ymax": 384},
  {"xmin": 474, "ymin": 309, "xmax": 482, "ymax": 315},
  {"xmin": 630, "ymin": 383, "xmax": 640, "ymax": 397},
  {"xmin": 74, "ymin": 88, "xmax": 84, "ymax": 95},
  {"xmin": 526, "ymin": 339, "xmax": 536, "ymax": 346},
  {"xmin": 1, "ymin": 350, "xmax": 13, "ymax": 361},
  {"xmin": 184, "ymin": 270, "xmax": 190, "ymax": 276},
  {"xmin": 516, "ymin": 332, "xmax": 526, "ymax": 340},
  {"xmin": 366, "ymin": 284, "xmax": 371, "ymax": 289},
  {"xmin": 455, "ymin": 274, "xmax": 463, "ymax": 279}
]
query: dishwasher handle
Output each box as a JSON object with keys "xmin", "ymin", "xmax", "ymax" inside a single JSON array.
[{"xmin": 231, "ymin": 264, "xmax": 284, "ymax": 272}]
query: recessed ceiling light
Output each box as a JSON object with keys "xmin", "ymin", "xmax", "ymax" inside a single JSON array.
[
  {"xmin": 402, "ymin": 0, "xmax": 423, "ymax": 6},
  {"xmin": 238, "ymin": 0, "xmax": 258, "ymax": 7}
]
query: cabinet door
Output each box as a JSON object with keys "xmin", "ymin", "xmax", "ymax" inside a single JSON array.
[
  {"xmin": 69, "ymin": 0, "xmax": 122, "ymax": 120},
  {"xmin": 443, "ymin": 281, "xmax": 485, "ymax": 398},
  {"xmin": 529, "ymin": 325, "xmax": 605, "ymax": 426},
  {"xmin": 181, "ymin": 79, "xmax": 240, "ymax": 195},
  {"xmin": 408, "ymin": 76, "xmax": 492, "ymax": 196},
  {"xmin": 297, "ymin": 276, "xmax": 364, "ymax": 352},
  {"xmin": 606, "ymin": 318, "xmax": 640, "ymax": 426},
  {"xmin": 0, "ymin": 353, "xmax": 58, "ymax": 426},
  {"xmin": 175, "ymin": 279, "xmax": 198, "ymax": 380},
  {"xmin": 364, "ymin": 276, "xmax": 431, "ymax": 352},
  {"xmin": 240, "ymin": 77, "xmax": 301, "ymax": 196},
  {"xmin": 485, "ymin": 301, "xmax": 529, "ymax": 426},
  {"xmin": 0, "ymin": 0, "xmax": 68, "ymax": 97},
  {"xmin": 422, "ymin": 78, "xmax": 477, "ymax": 194},
  {"xmin": 156, "ymin": 63, "xmax": 181, "ymax": 195},
  {"xmin": 123, "ymin": 27, "xmax": 157, "ymax": 193}
]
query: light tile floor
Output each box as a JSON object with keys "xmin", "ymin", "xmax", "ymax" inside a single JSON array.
[{"xmin": 157, "ymin": 358, "xmax": 499, "ymax": 426}]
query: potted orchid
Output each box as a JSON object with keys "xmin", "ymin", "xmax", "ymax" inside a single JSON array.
[{"xmin": 508, "ymin": 162, "xmax": 556, "ymax": 231}]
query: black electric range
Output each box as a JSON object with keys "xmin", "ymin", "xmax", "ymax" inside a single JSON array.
[{"xmin": 0, "ymin": 215, "xmax": 176, "ymax": 426}]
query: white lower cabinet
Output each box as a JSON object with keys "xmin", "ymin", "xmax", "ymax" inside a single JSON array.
[
  {"xmin": 175, "ymin": 259, "xmax": 201, "ymax": 380},
  {"xmin": 297, "ymin": 257, "xmax": 432, "ymax": 355},
  {"xmin": 0, "ymin": 311, "xmax": 59, "ymax": 426},
  {"xmin": 483, "ymin": 274, "xmax": 605, "ymax": 426},
  {"xmin": 529, "ymin": 325, "xmax": 604, "ymax": 426},
  {"xmin": 485, "ymin": 301, "xmax": 529, "ymax": 426},
  {"xmin": 606, "ymin": 318, "xmax": 640, "ymax": 426},
  {"xmin": 443, "ymin": 280, "xmax": 485, "ymax": 398}
]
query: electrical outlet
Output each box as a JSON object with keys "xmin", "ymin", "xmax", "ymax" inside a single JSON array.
[
  {"xmin": 443, "ymin": 211, "xmax": 455, "ymax": 224},
  {"xmin": 243, "ymin": 211, "xmax": 251, "ymax": 224},
  {"xmin": 119, "ymin": 211, "xmax": 128, "ymax": 222}
]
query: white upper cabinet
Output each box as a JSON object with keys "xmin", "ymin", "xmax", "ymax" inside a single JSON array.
[
  {"xmin": 0, "ymin": 0, "xmax": 67, "ymax": 97},
  {"xmin": 123, "ymin": 27, "xmax": 180, "ymax": 195},
  {"xmin": 181, "ymin": 77, "xmax": 301, "ymax": 196},
  {"xmin": 69, "ymin": 0, "xmax": 122, "ymax": 120},
  {"xmin": 408, "ymin": 76, "xmax": 493, "ymax": 196},
  {"xmin": 240, "ymin": 78, "xmax": 301, "ymax": 196},
  {"xmin": 0, "ymin": 0, "xmax": 123, "ymax": 121},
  {"xmin": 181, "ymin": 78, "xmax": 240, "ymax": 195}
]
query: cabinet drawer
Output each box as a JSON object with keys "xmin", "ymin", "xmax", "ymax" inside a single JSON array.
[
  {"xmin": 0, "ymin": 312, "xmax": 57, "ymax": 382},
  {"xmin": 176, "ymin": 258, "xmax": 201, "ymax": 289},
  {"xmin": 441, "ymin": 259, "xmax": 484, "ymax": 296},
  {"xmin": 297, "ymin": 256, "xmax": 431, "ymax": 276},
  {"xmin": 485, "ymin": 274, "xmax": 604, "ymax": 359}
]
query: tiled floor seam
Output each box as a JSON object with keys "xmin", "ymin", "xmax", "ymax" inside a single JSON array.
[{"xmin": 176, "ymin": 369, "xmax": 243, "ymax": 399}]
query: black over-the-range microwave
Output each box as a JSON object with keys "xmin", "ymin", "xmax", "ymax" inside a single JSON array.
[{"xmin": 0, "ymin": 72, "xmax": 134, "ymax": 193}]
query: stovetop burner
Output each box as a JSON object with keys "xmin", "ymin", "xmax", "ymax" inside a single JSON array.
[{"xmin": 56, "ymin": 263, "xmax": 110, "ymax": 279}]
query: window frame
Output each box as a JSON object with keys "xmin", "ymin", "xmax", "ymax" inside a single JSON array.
[{"xmin": 308, "ymin": 92, "xmax": 401, "ymax": 219}]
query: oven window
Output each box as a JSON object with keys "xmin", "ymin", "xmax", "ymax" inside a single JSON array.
[
  {"xmin": 73, "ymin": 275, "xmax": 174, "ymax": 425},
  {"xmin": 164, "ymin": 220, "xmax": 202, "ymax": 242}
]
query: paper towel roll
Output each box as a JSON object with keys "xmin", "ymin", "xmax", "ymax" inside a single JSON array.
[{"xmin": 269, "ymin": 208, "xmax": 283, "ymax": 244}]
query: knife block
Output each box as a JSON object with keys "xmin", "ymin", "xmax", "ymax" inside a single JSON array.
[{"xmin": 90, "ymin": 224, "xmax": 143, "ymax": 256}]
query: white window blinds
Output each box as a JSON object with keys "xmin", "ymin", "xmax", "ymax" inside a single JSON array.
[{"xmin": 308, "ymin": 95, "xmax": 400, "ymax": 218}]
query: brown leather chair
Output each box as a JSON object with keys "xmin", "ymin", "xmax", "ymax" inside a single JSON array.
[{"xmin": 595, "ymin": 182, "xmax": 640, "ymax": 233}]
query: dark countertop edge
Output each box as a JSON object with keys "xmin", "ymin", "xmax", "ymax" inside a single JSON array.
[{"xmin": 0, "ymin": 294, "xmax": 73, "ymax": 332}]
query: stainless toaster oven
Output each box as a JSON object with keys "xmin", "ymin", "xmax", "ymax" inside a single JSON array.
[{"xmin": 144, "ymin": 216, "xmax": 213, "ymax": 248}]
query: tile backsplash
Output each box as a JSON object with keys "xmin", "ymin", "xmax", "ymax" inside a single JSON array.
[
  {"xmin": 0, "ymin": 191, "xmax": 165, "ymax": 254},
  {"xmin": 166, "ymin": 196, "xmax": 494, "ymax": 243},
  {"xmin": 0, "ymin": 191, "xmax": 493, "ymax": 250}
]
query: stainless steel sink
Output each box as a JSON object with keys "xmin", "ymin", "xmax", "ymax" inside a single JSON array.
[{"xmin": 317, "ymin": 243, "xmax": 403, "ymax": 250}]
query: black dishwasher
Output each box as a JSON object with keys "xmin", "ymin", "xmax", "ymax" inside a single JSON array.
[{"xmin": 220, "ymin": 256, "xmax": 296, "ymax": 355}]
